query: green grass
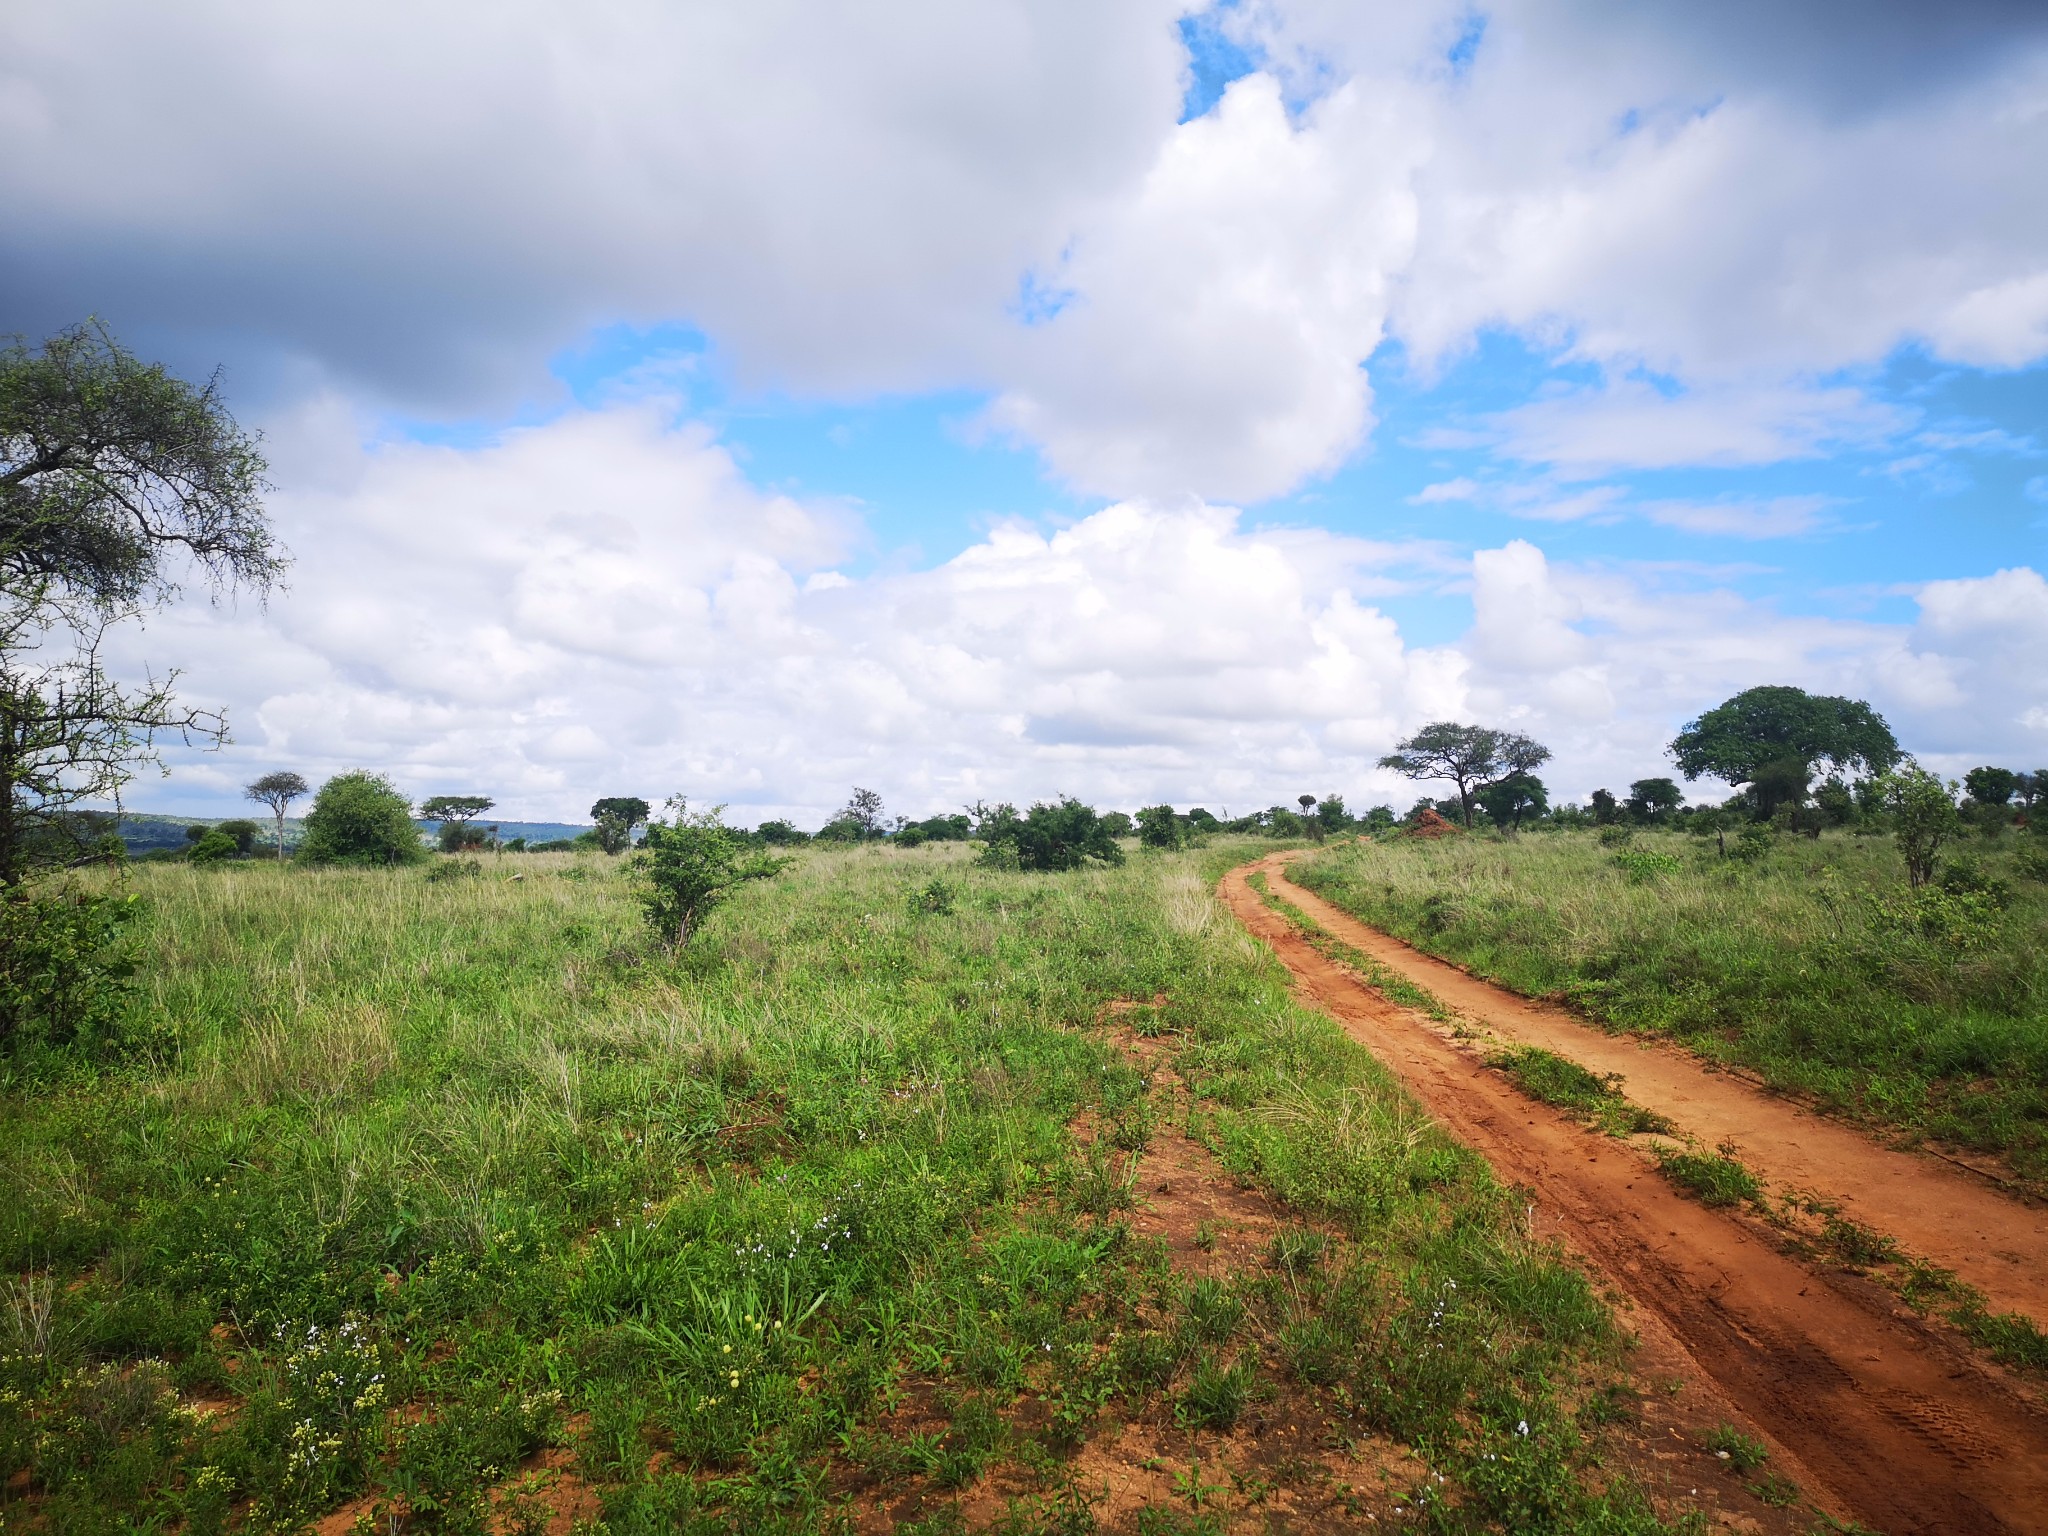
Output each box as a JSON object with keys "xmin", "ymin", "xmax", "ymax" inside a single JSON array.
[
  {"xmin": 1487, "ymin": 1047, "xmax": 1672, "ymax": 1138},
  {"xmin": 0, "ymin": 844, "xmax": 1699, "ymax": 1533},
  {"xmin": 1292, "ymin": 831, "xmax": 2048, "ymax": 1185},
  {"xmin": 1653, "ymin": 1150, "xmax": 1763, "ymax": 1209}
]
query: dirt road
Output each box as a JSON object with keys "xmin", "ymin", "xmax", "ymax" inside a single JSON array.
[{"xmin": 1221, "ymin": 853, "xmax": 2048, "ymax": 1536}]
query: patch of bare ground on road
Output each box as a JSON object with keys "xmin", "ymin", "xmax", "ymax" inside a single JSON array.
[
  {"xmin": 853, "ymin": 1015, "xmax": 1811, "ymax": 1536},
  {"xmin": 1226, "ymin": 853, "xmax": 2048, "ymax": 1536}
]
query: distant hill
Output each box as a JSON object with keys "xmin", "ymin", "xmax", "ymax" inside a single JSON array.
[
  {"xmin": 417, "ymin": 819, "xmax": 597, "ymax": 847},
  {"xmin": 112, "ymin": 812, "xmax": 596, "ymax": 855},
  {"xmin": 116, "ymin": 813, "xmax": 286, "ymax": 855}
]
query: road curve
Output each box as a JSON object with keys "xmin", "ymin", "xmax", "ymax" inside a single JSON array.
[
  {"xmin": 1265, "ymin": 850, "xmax": 2048, "ymax": 1326},
  {"xmin": 1222, "ymin": 853, "xmax": 2048, "ymax": 1536}
]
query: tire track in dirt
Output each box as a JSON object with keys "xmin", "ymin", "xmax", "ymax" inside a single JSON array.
[
  {"xmin": 1222, "ymin": 854, "xmax": 2048, "ymax": 1536},
  {"xmin": 1265, "ymin": 852, "xmax": 2048, "ymax": 1325}
]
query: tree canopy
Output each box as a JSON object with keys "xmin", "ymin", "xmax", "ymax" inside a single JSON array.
[
  {"xmin": 1668, "ymin": 686, "xmax": 1900, "ymax": 790},
  {"xmin": 245, "ymin": 770, "xmax": 308, "ymax": 861},
  {"xmin": 1625, "ymin": 777, "xmax": 1684, "ymax": 822},
  {"xmin": 1477, "ymin": 772, "xmax": 1548, "ymax": 831},
  {"xmin": 0, "ymin": 325, "xmax": 281, "ymax": 889},
  {"xmin": 590, "ymin": 796, "xmax": 651, "ymax": 854},
  {"xmin": 298, "ymin": 772, "xmax": 426, "ymax": 866},
  {"xmin": 1378, "ymin": 722, "xmax": 1552, "ymax": 828},
  {"xmin": 978, "ymin": 797, "xmax": 1126, "ymax": 871},
  {"xmin": 2, "ymin": 324, "xmax": 281, "ymax": 614},
  {"xmin": 420, "ymin": 794, "xmax": 494, "ymax": 825},
  {"xmin": 1964, "ymin": 767, "xmax": 2020, "ymax": 807}
]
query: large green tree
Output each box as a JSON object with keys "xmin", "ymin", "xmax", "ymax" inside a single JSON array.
[
  {"xmin": 298, "ymin": 772, "xmax": 426, "ymax": 866},
  {"xmin": 1477, "ymin": 772, "xmax": 1549, "ymax": 831},
  {"xmin": 1378, "ymin": 722, "xmax": 1551, "ymax": 828},
  {"xmin": 590, "ymin": 795, "xmax": 650, "ymax": 854},
  {"xmin": 1, "ymin": 324, "xmax": 281, "ymax": 888},
  {"xmin": 1668, "ymin": 686, "xmax": 1900, "ymax": 818}
]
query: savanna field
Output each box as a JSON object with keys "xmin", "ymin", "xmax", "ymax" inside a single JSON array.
[{"xmin": 1, "ymin": 842, "xmax": 1714, "ymax": 1536}]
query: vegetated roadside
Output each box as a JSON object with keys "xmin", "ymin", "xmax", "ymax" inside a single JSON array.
[
  {"xmin": 1222, "ymin": 854, "xmax": 2048, "ymax": 1536},
  {"xmin": 1290, "ymin": 828, "xmax": 2048, "ymax": 1189},
  {"xmin": 1248, "ymin": 857, "xmax": 2048, "ymax": 1371},
  {"xmin": 3, "ymin": 842, "xmax": 1731, "ymax": 1535}
]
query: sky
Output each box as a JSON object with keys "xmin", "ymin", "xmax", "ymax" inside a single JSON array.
[{"xmin": 4, "ymin": 0, "xmax": 2047, "ymax": 826}]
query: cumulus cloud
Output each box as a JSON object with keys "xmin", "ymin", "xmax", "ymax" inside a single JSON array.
[
  {"xmin": 0, "ymin": 0, "xmax": 1184, "ymax": 407},
  {"xmin": 984, "ymin": 72, "xmax": 1421, "ymax": 501},
  {"xmin": 8, "ymin": 0, "xmax": 2048, "ymax": 501},
  {"xmin": 103, "ymin": 405, "xmax": 2048, "ymax": 821}
]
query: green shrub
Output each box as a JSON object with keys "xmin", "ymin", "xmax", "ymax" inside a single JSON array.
[
  {"xmin": 1134, "ymin": 805, "xmax": 1182, "ymax": 850},
  {"xmin": 186, "ymin": 830, "xmax": 239, "ymax": 864},
  {"xmin": 297, "ymin": 771, "xmax": 427, "ymax": 866},
  {"xmin": 1611, "ymin": 848, "xmax": 1681, "ymax": 883},
  {"xmin": 213, "ymin": 819, "xmax": 262, "ymax": 857},
  {"xmin": 0, "ymin": 890, "xmax": 142, "ymax": 1057},
  {"xmin": 1730, "ymin": 824, "xmax": 1775, "ymax": 862},
  {"xmin": 907, "ymin": 878, "xmax": 955, "ymax": 915},
  {"xmin": 976, "ymin": 798, "xmax": 1125, "ymax": 872}
]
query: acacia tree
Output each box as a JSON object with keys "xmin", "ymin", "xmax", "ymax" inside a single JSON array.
[
  {"xmin": 245, "ymin": 770, "xmax": 309, "ymax": 861},
  {"xmin": 420, "ymin": 793, "xmax": 495, "ymax": 852},
  {"xmin": 1378, "ymin": 722, "xmax": 1552, "ymax": 828},
  {"xmin": 1669, "ymin": 686, "xmax": 1899, "ymax": 818},
  {"xmin": 1, "ymin": 324, "xmax": 281, "ymax": 888}
]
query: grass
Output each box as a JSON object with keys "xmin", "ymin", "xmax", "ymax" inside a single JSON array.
[
  {"xmin": 0, "ymin": 843, "xmax": 1702, "ymax": 1533},
  {"xmin": 1486, "ymin": 1047, "xmax": 1672, "ymax": 1138},
  {"xmin": 1654, "ymin": 1150, "xmax": 1764, "ymax": 1210},
  {"xmin": 1292, "ymin": 830, "xmax": 2048, "ymax": 1186}
]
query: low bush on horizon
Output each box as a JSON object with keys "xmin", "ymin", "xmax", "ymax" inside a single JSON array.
[
  {"xmin": 1294, "ymin": 830, "xmax": 2048, "ymax": 1184},
  {"xmin": 0, "ymin": 843, "xmax": 1693, "ymax": 1534}
]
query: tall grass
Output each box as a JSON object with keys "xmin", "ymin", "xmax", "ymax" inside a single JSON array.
[
  {"xmin": 0, "ymin": 844, "xmax": 1687, "ymax": 1533},
  {"xmin": 1294, "ymin": 830, "xmax": 2048, "ymax": 1182}
]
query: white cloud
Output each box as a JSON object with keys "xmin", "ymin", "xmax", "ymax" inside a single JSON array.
[
  {"xmin": 103, "ymin": 404, "xmax": 2048, "ymax": 822},
  {"xmin": 984, "ymin": 73, "xmax": 1422, "ymax": 501},
  {"xmin": 9, "ymin": 0, "xmax": 2047, "ymax": 502},
  {"xmin": 0, "ymin": 0, "xmax": 1186, "ymax": 407},
  {"xmin": 1487, "ymin": 379, "xmax": 1912, "ymax": 474},
  {"xmin": 1641, "ymin": 496, "xmax": 1835, "ymax": 539}
]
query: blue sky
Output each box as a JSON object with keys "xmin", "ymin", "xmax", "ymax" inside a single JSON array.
[{"xmin": 5, "ymin": 0, "xmax": 2047, "ymax": 822}]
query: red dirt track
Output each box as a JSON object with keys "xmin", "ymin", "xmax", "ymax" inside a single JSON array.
[{"xmin": 1221, "ymin": 853, "xmax": 2048, "ymax": 1536}]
